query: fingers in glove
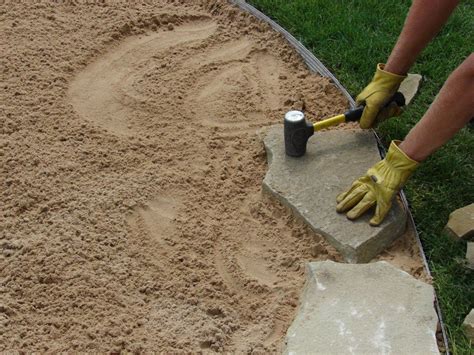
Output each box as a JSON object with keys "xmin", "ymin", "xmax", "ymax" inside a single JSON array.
[
  {"xmin": 374, "ymin": 103, "xmax": 403, "ymax": 125},
  {"xmin": 355, "ymin": 96, "xmax": 365, "ymax": 108},
  {"xmin": 336, "ymin": 184, "xmax": 368, "ymax": 213},
  {"xmin": 336, "ymin": 180, "xmax": 362, "ymax": 203},
  {"xmin": 336, "ymin": 189, "xmax": 349, "ymax": 204},
  {"xmin": 346, "ymin": 192, "xmax": 376, "ymax": 220},
  {"xmin": 336, "ymin": 192, "xmax": 346, "ymax": 204},
  {"xmin": 369, "ymin": 200, "xmax": 392, "ymax": 226},
  {"xmin": 359, "ymin": 104, "xmax": 380, "ymax": 129}
]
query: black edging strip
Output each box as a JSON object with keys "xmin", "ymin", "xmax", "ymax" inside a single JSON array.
[{"xmin": 229, "ymin": 0, "xmax": 450, "ymax": 353}]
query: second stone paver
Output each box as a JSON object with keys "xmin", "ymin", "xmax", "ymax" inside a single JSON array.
[
  {"xmin": 399, "ymin": 73, "xmax": 422, "ymax": 105},
  {"xmin": 285, "ymin": 261, "xmax": 439, "ymax": 355},
  {"xmin": 263, "ymin": 127, "xmax": 407, "ymax": 262},
  {"xmin": 463, "ymin": 309, "xmax": 474, "ymax": 342},
  {"xmin": 444, "ymin": 203, "xmax": 474, "ymax": 241}
]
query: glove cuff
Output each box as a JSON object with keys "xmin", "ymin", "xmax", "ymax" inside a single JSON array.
[
  {"xmin": 386, "ymin": 140, "xmax": 419, "ymax": 172},
  {"xmin": 374, "ymin": 63, "xmax": 407, "ymax": 87}
]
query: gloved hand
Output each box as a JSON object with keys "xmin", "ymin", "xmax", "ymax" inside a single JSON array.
[
  {"xmin": 356, "ymin": 64, "xmax": 407, "ymax": 129},
  {"xmin": 336, "ymin": 140, "xmax": 419, "ymax": 226}
]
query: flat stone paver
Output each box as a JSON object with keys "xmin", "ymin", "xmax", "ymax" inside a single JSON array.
[
  {"xmin": 444, "ymin": 203, "xmax": 474, "ymax": 241},
  {"xmin": 263, "ymin": 127, "xmax": 407, "ymax": 262},
  {"xmin": 399, "ymin": 73, "xmax": 422, "ymax": 105},
  {"xmin": 285, "ymin": 261, "xmax": 439, "ymax": 355},
  {"xmin": 463, "ymin": 309, "xmax": 474, "ymax": 342}
]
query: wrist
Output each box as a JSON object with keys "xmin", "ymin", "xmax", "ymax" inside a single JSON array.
[
  {"xmin": 375, "ymin": 63, "xmax": 407, "ymax": 85},
  {"xmin": 383, "ymin": 61, "xmax": 409, "ymax": 77},
  {"xmin": 397, "ymin": 140, "xmax": 423, "ymax": 163}
]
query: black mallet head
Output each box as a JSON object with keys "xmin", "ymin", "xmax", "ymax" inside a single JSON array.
[{"xmin": 284, "ymin": 111, "xmax": 315, "ymax": 157}]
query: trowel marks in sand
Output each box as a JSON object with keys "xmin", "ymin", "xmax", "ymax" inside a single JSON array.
[
  {"xmin": 2, "ymin": 0, "xmax": 423, "ymax": 352},
  {"xmin": 66, "ymin": 15, "xmax": 341, "ymax": 352},
  {"xmin": 69, "ymin": 21, "xmax": 219, "ymax": 136}
]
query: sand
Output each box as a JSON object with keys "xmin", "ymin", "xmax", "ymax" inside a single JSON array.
[{"xmin": 1, "ymin": 0, "xmax": 426, "ymax": 352}]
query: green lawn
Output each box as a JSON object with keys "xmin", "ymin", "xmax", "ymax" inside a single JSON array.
[{"xmin": 249, "ymin": 0, "xmax": 474, "ymax": 353}]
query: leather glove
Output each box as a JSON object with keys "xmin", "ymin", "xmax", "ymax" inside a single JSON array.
[
  {"xmin": 336, "ymin": 140, "xmax": 419, "ymax": 226},
  {"xmin": 356, "ymin": 64, "xmax": 406, "ymax": 129}
]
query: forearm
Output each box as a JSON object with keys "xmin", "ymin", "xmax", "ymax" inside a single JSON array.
[
  {"xmin": 400, "ymin": 54, "xmax": 474, "ymax": 162},
  {"xmin": 385, "ymin": 0, "xmax": 459, "ymax": 75}
]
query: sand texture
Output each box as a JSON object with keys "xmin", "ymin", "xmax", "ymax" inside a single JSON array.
[{"xmin": 1, "ymin": 0, "xmax": 425, "ymax": 352}]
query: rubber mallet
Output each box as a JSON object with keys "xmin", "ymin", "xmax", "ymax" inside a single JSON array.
[{"xmin": 284, "ymin": 92, "xmax": 405, "ymax": 157}]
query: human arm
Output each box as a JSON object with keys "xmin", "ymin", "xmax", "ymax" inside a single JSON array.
[
  {"xmin": 358, "ymin": 0, "xmax": 460, "ymax": 128},
  {"xmin": 400, "ymin": 53, "xmax": 474, "ymax": 161},
  {"xmin": 385, "ymin": 0, "xmax": 460, "ymax": 75},
  {"xmin": 338, "ymin": 53, "xmax": 474, "ymax": 225}
]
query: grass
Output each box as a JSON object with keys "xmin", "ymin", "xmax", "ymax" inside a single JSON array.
[{"xmin": 248, "ymin": 0, "xmax": 473, "ymax": 353}]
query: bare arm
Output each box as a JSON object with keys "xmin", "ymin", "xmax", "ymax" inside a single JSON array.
[
  {"xmin": 385, "ymin": 0, "xmax": 460, "ymax": 75},
  {"xmin": 400, "ymin": 54, "xmax": 474, "ymax": 162},
  {"xmin": 385, "ymin": 0, "xmax": 472, "ymax": 162}
]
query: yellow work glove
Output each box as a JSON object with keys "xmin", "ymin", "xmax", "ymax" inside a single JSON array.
[
  {"xmin": 336, "ymin": 140, "xmax": 419, "ymax": 226},
  {"xmin": 356, "ymin": 64, "xmax": 406, "ymax": 129}
]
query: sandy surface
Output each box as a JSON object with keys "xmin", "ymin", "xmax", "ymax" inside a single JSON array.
[{"xmin": 1, "ymin": 0, "xmax": 426, "ymax": 352}]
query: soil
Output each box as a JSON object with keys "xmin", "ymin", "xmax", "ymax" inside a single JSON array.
[{"xmin": 1, "ymin": 0, "xmax": 426, "ymax": 352}]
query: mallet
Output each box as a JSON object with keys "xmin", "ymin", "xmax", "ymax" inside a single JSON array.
[{"xmin": 284, "ymin": 92, "xmax": 405, "ymax": 157}]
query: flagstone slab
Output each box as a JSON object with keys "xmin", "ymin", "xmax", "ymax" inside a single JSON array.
[
  {"xmin": 285, "ymin": 261, "xmax": 439, "ymax": 355},
  {"xmin": 444, "ymin": 203, "xmax": 474, "ymax": 241},
  {"xmin": 463, "ymin": 309, "xmax": 474, "ymax": 342},
  {"xmin": 399, "ymin": 73, "xmax": 422, "ymax": 105},
  {"xmin": 263, "ymin": 126, "xmax": 407, "ymax": 262}
]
